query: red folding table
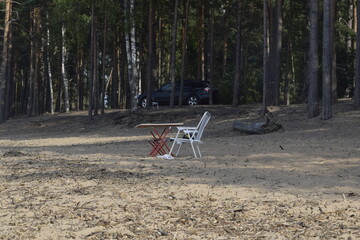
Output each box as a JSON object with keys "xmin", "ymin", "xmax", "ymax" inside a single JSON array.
[{"xmin": 135, "ymin": 123, "xmax": 184, "ymax": 157}]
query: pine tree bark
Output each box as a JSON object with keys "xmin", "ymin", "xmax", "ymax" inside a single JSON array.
[
  {"xmin": 322, "ymin": 0, "xmax": 333, "ymax": 120},
  {"xmin": 28, "ymin": 8, "xmax": 41, "ymax": 117},
  {"xmin": 169, "ymin": 0, "xmax": 179, "ymax": 108},
  {"xmin": 76, "ymin": 49, "xmax": 84, "ymax": 111},
  {"xmin": 197, "ymin": 1, "xmax": 205, "ymax": 81},
  {"xmin": 232, "ymin": 0, "xmax": 242, "ymax": 107},
  {"xmin": 330, "ymin": 0, "xmax": 337, "ymax": 102},
  {"xmin": 146, "ymin": 0, "xmax": 155, "ymax": 109},
  {"xmin": 0, "ymin": 0, "xmax": 12, "ymax": 123},
  {"xmin": 89, "ymin": 4, "xmax": 95, "ymax": 120},
  {"xmin": 262, "ymin": 0, "xmax": 270, "ymax": 114},
  {"xmin": 308, "ymin": 0, "xmax": 319, "ymax": 118},
  {"xmin": 111, "ymin": 37, "xmax": 119, "ymax": 109},
  {"xmin": 93, "ymin": 27, "xmax": 99, "ymax": 116},
  {"xmin": 271, "ymin": 0, "xmax": 283, "ymax": 106},
  {"xmin": 354, "ymin": 0, "xmax": 360, "ymax": 108},
  {"xmin": 179, "ymin": 0, "xmax": 190, "ymax": 107},
  {"xmin": 208, "ymin": 7, "xmax": 214, "ymax": 105},
  {"xmin": 222, "ymin": 0, "xmax": 230, "ymax": 79}
]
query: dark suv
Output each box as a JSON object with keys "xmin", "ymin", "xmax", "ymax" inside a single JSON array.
[{"xmin": 137, "ymin": 80, "xmax": 217, "ymax": 108}]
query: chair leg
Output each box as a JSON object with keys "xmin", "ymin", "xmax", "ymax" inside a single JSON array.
[
  {"xmin": 190, "ymin": 141, "xmax": 198, "ymax": 158},
  {"xmin": 175, "ymin": 142, "xmax": 183, "ymax": 156},
  {"xmin": 196, "ymin": 144, "xmax": 202, "ymax": 157},
  {"xmin": 169, "ymin": 140, "xmax": 176, "ymax": 156}
]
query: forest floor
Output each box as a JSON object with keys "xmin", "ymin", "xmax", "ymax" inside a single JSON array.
[{"xmin": 0, "ymin": 99, "xmax": 360, "ymax": 239}]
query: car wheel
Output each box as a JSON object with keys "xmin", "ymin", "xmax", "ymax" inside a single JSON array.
[
  {"xmin": 141, "ymin": 98, "xmax": 147, "ymax": 108},
  {"xmin": 187, "ymin": 95, "xmax": 199, "ymax": 106}
]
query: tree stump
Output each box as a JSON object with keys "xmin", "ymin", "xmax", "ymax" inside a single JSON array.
[{"xmin": 233, "ymin": 112, "xmax": 282, "ymax": 134}]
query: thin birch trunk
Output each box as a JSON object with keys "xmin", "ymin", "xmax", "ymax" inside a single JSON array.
[
  {"xmin": 125, "ymin": 0, "xmax": 138, "ymax": 112},
  {"xmin": 46, "ymin": 13, "xmax": 54, "ymax": 114},
  {"xmin": 101, "ymin": 16, "xmax": 107, "ymax": 114},
  {"xmin": 61, "ymin": 25, "xmax": 70, "ymax": 113}
]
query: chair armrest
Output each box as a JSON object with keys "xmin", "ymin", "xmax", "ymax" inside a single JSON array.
[
  {"xmin": 183, "ymin": 129, "xmax": 198, "ymax": 134},
  {"xmin": 177, "ymin": 126, "xmax": 197, "ymax": 131}
]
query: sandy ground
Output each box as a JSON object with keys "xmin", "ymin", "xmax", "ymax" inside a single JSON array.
[{"xmin": 0, "ymin": 99, "xmax": 360, "ymax": 239}]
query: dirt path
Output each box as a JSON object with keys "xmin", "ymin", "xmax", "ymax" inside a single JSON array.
[{"xmin": 0, "ymin": 100, "xmax": 359, "ymax": 239}]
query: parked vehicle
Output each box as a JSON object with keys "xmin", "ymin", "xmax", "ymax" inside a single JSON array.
[{"xmin": 137, "ymin": 80, "xmax": 218, "ymax": 108}]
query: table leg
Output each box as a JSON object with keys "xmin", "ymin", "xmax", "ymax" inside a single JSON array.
[{"xmin": 148, "ymin": 127, "xmax": 172, "ymax": 156}]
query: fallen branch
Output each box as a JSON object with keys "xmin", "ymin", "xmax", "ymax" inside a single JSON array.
[{"xmin": 233, "ymin": 112, "xmax": 282, "ymax": 134}]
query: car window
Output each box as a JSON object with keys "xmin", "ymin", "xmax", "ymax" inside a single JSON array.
[
  {"xmin": 160, "ymin": 84, "xmax": 172, "ymax": 91},
  {"xmin": 184, "ymin": 81, "xmax": 208, "ymax": 88}
]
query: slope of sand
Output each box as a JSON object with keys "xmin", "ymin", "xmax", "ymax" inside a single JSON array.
[{"xmin": 0, "ymin": 99, "xmax": 359, "ymax": 239}]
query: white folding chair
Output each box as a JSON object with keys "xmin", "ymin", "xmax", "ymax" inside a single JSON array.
[{"xmin": 169, "ymin": 111, "xmax": 211, "ymax": 158}]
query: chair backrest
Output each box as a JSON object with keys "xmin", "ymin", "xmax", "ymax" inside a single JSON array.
[{"xmin": 194, "ymin": 111, "xmax": 211, "ymax": 141}]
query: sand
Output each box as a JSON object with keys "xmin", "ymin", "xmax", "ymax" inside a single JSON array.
[{"xmin": 0, "ymin": 99, "xmax": 359, "ymax": 239}]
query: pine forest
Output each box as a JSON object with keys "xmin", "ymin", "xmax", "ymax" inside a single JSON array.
[{"xmin": 0, "ymin": 0, "xmax": 360, "ymax": 123}]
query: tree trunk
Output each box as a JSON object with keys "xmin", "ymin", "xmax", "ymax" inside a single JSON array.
[
  {"xmin": 322, "ymin": 0, "xmax": 333, "ymax": 120},
  {"xmin": 45, "ymin": 12, "xmax": 54, "ymax": 114},
  {"xmin": 157, "ymin": 18, "xmax": 164, "ymax": 86},
  {"xmin": 169, "ymin": 0, "xmax": 179, "ymax": 108},
  {"xmin": 76, "ymin": 49, "xmax": 84, "ymax": 111},
  {"xmin": 208, "ymin": 7, "xmax": 214, "ymax": 105},
  {"xmin": 284, "ymin": 0, "xmax": 294, "ymax": 106},
  {"xmin": 330, "ymin": 0, "xmax": 337, "ymax": 102},
  {"xmin": 93, "ymin": 30, "xmax": 99, "ymax": 116},
  {"xmin": 0, "ymin": 0, "xmax": 12, "ymax": 123},
  {"xmin": 101, "ymin": 16, "xmax": 107, "ymax": 114},
  {"xmin": 222, "ymin": 0, "xmax": 230, "ymax": 79},
  {"xmin": 112, "ymin": 37, "xmax": 119, "ymax": 109},
  {"xmin": 33, "ymin": 10, "xmax": 41, "ymax": 115},
  {"xmin": 197, "ymin": 1, "xmax": 205, "ymax": 81},
  {"xmin": 262, "ymin": 0, "xmax": 270, "ymax": 114},
  {"xmin": 89, "ymin": 4, "xmax": 95, "ymax": 120},
  {"xmin": 125, "ymin": 0, "xmax": 139, "ymax": 112},
  {"xmin": 354, "ymin": 0, "xmax": 360, "ymax": 108},
  {"xmin": 120, "ymin": 32, "xmax": 128, "ymax": 109},
  {"xmin": 270, "ymin": 0, "xmax": 283, "ymax": 106},
  {"xmin": 61, "ymin": 25, "xmax": 70, "ymax": 113},
  {"xmin": 146, "ymin": 0, "xmax": 155, "ymax": 109},
  {"xmin": 232, "ymin": 0, "xmax": 242, "ymax": 107},
  {"xmin": 308, "ymin": 0, "xmax": 319, "ymax": 118},
  {"xmin": 28, "ymin": 8, "xmax": 41, "ymax": 117},
  {"xmin": 179, "ymin": 0, "xmax": 190, "ymax": 107}
]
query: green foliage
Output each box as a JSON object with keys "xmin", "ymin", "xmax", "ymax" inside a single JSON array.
[{"xmin": 5, "ymin": 0, "xmax": 359, "ymax": 116}]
